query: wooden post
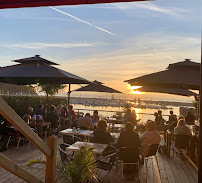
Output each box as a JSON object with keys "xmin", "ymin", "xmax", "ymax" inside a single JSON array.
[
  {"xmin": 0, "ymin": 153, "xmax": 43, "ymax": 183},
  {"xmin": 0, "ymin": 96, "xmax": 51, "ymax": 157},
  {"xmin": 199, "ymin": 30, "xmax": 202, "ymax": 183},
  {"xmin": 45, "ymin": 136, "xmax": 57, "ymax": 183}
]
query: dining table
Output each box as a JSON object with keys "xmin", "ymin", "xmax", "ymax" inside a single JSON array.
[
  {"xmin": 60, "ymin": 128, "xmax": 93, "ymax": 137},
  {"xmin": 29, "ymin": 121, "xmax": 51, "ymax": 138},
  {"xmin": 66, "ymin": 141, "xmax": 108, "ymax": 155}
]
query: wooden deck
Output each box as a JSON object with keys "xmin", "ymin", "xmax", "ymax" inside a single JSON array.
[{"xmin": 0, "ymin": 137, "xmax": 198, "ymax": 183}]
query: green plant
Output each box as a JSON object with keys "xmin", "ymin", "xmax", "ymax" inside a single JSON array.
[
  {"xmin": 57, "ymin": 146, "xmax": 98, "ymax": 183},
  {"xmin": 38, "ymin": 84, "xmax": 66, "ymax": 96}
]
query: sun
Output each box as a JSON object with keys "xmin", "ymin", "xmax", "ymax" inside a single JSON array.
[{"xmin": 126, "ymin": 84, "xmax": 143, "ymax": 94}]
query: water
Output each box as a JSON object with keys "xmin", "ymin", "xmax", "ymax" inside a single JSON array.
[{"xmin": 72, "ymin": 104, "xmax": 180, "ymax": 124}]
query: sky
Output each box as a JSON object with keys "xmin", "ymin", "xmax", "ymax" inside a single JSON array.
[{"xmin": 0, "ymin": 0, "xmax": 201, "ymax": 102}]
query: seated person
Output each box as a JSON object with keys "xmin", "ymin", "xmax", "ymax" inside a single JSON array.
[
  {"xmin": 60, "ymin": 106, "xmax": 72, "ymax": 129},
  {"xmin": 185, "ymin": 111, "xmax": 196, "ymax": 125},
  {"xmin": 78, "ymin": 113, "xmax": 93, "ymax": 130},
  {"xmin": 174, "ymin": 119, "xmax": 192, "ymax": 137},
  {"xmin": 140, "ymin": 121, "xmax": 161, "ymax": 157},
  {"xmin": 155, "ymin": 110, "xmax": 164, "ymax": 126},
  {"xmin": 168, "ymin": 110, "xmax": 177, "ymax": 125},
  {"xmin": 131, "ymin": 109, "xmax": 140, "ymax": 126},
  {"xmin": 117, "ymin": 122, "xmax": 140, "ymax": 149},
  {"xmin": 91, "ymin": 110, "xmax": 100, "ymax": 126},
  {"xmin": 169, "ymin": 115, "xmax": 184, "ymax": 132},
  {"xmin": 123, "ymin": 109, "xmax": 133, "ymax": 123},
  {"xmin": 93, "ymin": 120, "xmax": 114, "ymax": 145},
  {"xmin": 46, "ymin": 105, "xmax": 59, "ymax": 130},
  {"xmin": 34, "ymin": 104, "xmax": 45, "ymax": 119},
  {"xmin": 22, "ymin": 107, "xmax": 36, "ymax": 124}
]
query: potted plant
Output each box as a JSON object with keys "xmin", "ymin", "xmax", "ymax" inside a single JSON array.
[{"xmin": 57, "ymin": 146, "xmax": 98, "ymax": 183}]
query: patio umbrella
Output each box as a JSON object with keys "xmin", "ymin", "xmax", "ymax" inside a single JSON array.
[
  {"xmin": 0, "ymin": 0, "xmax": 149, "ymax": 9},
  {"xmin": 134, "ymin": 86, "xmax": 198, "ymax": 97},
  {"xmin": 125, "ymin": 59, "xmax": 200, "ymax": 90},
  {"xmin": 75, "ymin": 80, "xmax": 122, "ymax": 93},
  {"xmin": 0, "ymin": 55, "xmax": 91, "ymax": 105}
]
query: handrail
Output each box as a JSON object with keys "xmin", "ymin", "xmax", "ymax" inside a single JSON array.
[
  {"xmin": 0, "ymin": 96, "xmax": 57, "ymax": 183},
  {"xmin": 0, "ymin": 97, "xmax": 51, "ymax": 157}
]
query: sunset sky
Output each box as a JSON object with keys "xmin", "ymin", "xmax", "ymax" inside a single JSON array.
[{"xmin": 0, "ymin": 0, "xmax": 201, "ymax": 102}]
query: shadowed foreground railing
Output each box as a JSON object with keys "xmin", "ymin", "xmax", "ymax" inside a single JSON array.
[{"xmin": 0, "ymin": 96, "xmax": 57, "ymax": 183}]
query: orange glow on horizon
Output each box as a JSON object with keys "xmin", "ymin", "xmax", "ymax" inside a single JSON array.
[{"xmin": 133, "ymin": 90, "xmax": 143, "ymax": 94}]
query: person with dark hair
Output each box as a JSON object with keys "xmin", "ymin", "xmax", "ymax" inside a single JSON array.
[
  {"xmin": 60, "ymin": 106, "xmax": 72, "ymax": 128},
  {"xmin": 34, "ymin": 104, "xmax": 45, "ymax": 118},
  {"xmin": 93, "ymin": 120, "xmax": 114, "ymax": 145},
  {"xmin": 154, "ymin": 110, "xmax": 164, "ymax": 126},
  {"xmin": 78, "ymin": 113, "xmax": 93, "ymax": 130},
  {"xmin": 168, "ymin": 111, "xmax": 177, "ymax": 125},
  {"xmin": 46, "ymin": 105, "xmax": 60, "ymax": 130},
  {"xmin": 124, "ymin": 109, "xmax": 133, "ymax": 123},
  {"xmin": 91, "ymin": 110, "xmax": 100, "ymax": 126},
  {"xmin": 117, "ymin": 122, "xmax": 140, "ymax": 148},
  {"xmin": 68, "ymin": 105, "xmax": 75, "ymax": 124},
  {"xmin": 169, "ymin": 115, "xmax": 184, "ymax": 132},
  {"xmin": 185, "ymin": 111, "xmax": 196, "ymax": 125}
]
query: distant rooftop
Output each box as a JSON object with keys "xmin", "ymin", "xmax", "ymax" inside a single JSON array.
[{"xmin": 12, "ymin": 55, "xmax": 59, "ymax": 65}]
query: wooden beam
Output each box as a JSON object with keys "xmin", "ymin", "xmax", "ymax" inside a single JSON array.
[
  {"xmin": 0, "ymin": 96, "xmax": 51, "ymax": 157},
  {"xmin": 0, "ymin": 153, "xmax": 43, "ymax": 183},
  {"xmin": 45, "ymin": 136, "xmax": 57, "ymax": 183}
]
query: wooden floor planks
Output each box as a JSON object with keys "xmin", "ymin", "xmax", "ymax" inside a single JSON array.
[{"xmin": 0, "ymin": 138, "xmax": 198, "ymax": 183}]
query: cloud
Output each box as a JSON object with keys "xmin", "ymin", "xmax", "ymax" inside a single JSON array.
[
  {"xmin": 111, "ymin": 2, "xmax": 187, "ymax": 16},
  {"xmin": 4, "ymin": 42, "xmax": 94, "ymax": 49}
]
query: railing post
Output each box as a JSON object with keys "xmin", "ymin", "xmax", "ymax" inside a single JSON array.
[{"xmin": 45, "ymin": 136, "xmax": 57, "ymax": 183}]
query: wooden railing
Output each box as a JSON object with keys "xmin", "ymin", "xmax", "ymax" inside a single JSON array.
[{"xmin": 0, "ymin": 96, "xmax": 57, "ymax": 183}]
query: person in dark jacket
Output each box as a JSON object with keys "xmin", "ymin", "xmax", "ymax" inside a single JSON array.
[
  {"xmin": 93, "ymin": 120, "xmax": 114, "ymax": 145},
  {"xmin": 185, "ymin": 111, "xmax": 196, "ymax": 125},
  {"xmin": 117, "ymin": 122, "xmax": 141, "ymax": 148},
  {"xmin": 46, "ymin": 105, "xmax": 59, "ymax": 130}
]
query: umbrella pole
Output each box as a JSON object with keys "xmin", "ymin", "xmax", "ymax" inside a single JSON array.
[
  {"xmin": 67, "ymin": 84, "xmax": 71, "ymax": 107},
  {"xmin": 199, "ymin": 30, "xmax": 202, "ymax": 182}
]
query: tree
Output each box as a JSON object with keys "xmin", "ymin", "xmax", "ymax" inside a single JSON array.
[{"xmin": 38, "ymin": 84, "xmax": 66, "ymax": 97}]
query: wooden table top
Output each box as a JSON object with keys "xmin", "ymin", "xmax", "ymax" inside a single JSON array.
[
  {"xmin": 59, "ymin": 128, "xmax": 93, "ymax": 137},
  {"xmin": 66, "ymin": 141, "xmax": 108, "ymax": 155}
]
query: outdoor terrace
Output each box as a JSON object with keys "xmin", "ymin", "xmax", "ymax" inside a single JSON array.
[{"xmin": 0, "ymin": 137, "xmax": 198, "ymax": 183}]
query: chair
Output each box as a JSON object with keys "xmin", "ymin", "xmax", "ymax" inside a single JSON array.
[
  {"xmin": 16, "ymin": 128, "xmax": 37, "ymax": 149},
  {"xmin": 97, "ymin": 150, "xmax": 118, "ymax": 182},
  {"xmin": 119, "ymin": 147, "xmax": 140, "ymax": 181},
  {"xmin": 58, "ymin": 143, "xmax": 73, "ymax": 163},
  {"xmin": 5, "ymin": 126, "xmax": 17, "ymax": 148},
  {"xmin": 172, "ymin": 134, "xmax": 190, "ymax": 160},
  {"xmin": 16, "ymin": 133, "xmax": 31, "ymax": 149},
  {"xmin": 144, "ymin": 144, "xmax": 159, "ymax": 171}
]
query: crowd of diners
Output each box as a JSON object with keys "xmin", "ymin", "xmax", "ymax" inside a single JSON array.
[{"xmin": 0, "ymin": 103, "xmax": 196, "ymax": 164}]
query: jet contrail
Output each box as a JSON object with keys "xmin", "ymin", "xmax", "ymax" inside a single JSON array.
[{"xmin": 49, "ymin": 6, "xmax": 119, "ymax": 37}]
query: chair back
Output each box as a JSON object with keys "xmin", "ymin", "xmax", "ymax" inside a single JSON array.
[
  {"xmin": 80, "ymin": 126, "xmax": 88, "ymax": 130},
  {"xmin": 146, "ymin": 144, "xmax": 159, "ymax": 157},
  {"xmin": 174, "ymin": 134, "xmax": 190, "ymax": 149},
  {"xmin": 58, "ymin": 143, "xmax": 69, "ymax": 163},
  {"xmin": 63, "ymin": 135, "xmax": 74, "ymax": 145},
  {"xmin": 119, "ymin": 147, "xmax": 139, "ymax": 163}
]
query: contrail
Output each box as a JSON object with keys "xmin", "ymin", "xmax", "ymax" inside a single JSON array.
[{"xmin": 49, "ymin": 6, "xmax": 119, "ymax": 37}]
